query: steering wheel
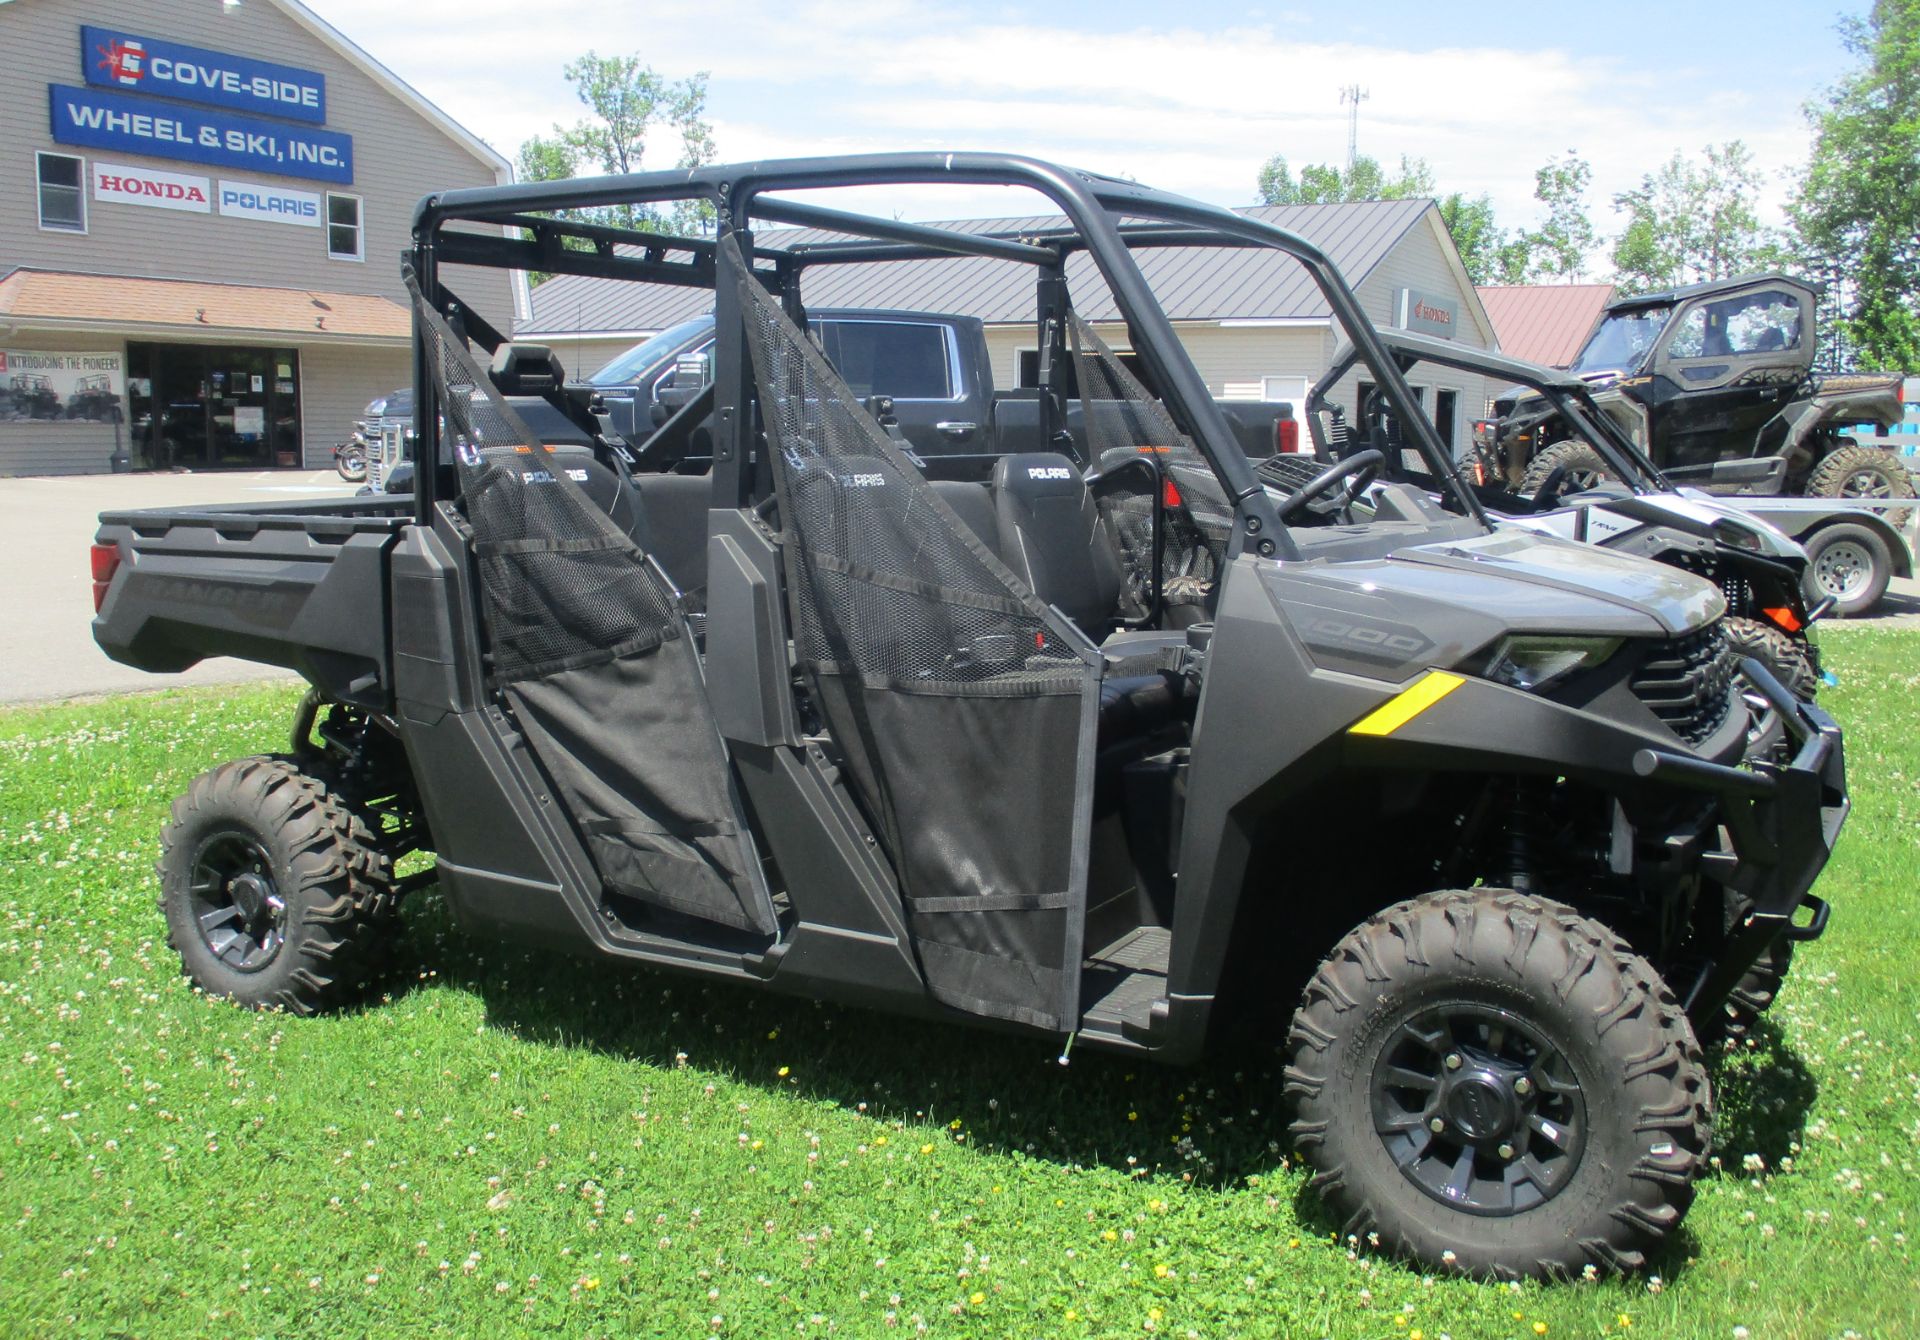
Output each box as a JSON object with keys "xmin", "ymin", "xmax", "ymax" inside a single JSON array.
[{"xmin": 1275, "ymin": 448, "xmax": 1384, "ymax": 521}]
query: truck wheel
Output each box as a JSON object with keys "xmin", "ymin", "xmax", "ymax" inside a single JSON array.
[
  {"xmin": 1801, "ymin": 522, "xmax": 1892, "ymax": 617},
  {"xmin": 157, "ymin": 756, "xmax": 393, "ymax": 1015},
  {"xmin": 1285, "ymin": 889, "xmax": 1709, "ymax": 1279},
  {"xmin": 1519, "ymin": 440, "xmax": 1615, "ymax": 498},
  {"xmin": 1722, "ymin": 616, "xmax": 1819, "ymax": 700},
  {"xmin": 1698, "ymin": 936, "xmax": 1793, "ymax": 1044},
  {"xmin": 1808, "ymin": 444, "xmax": 1915, "ymax": 524}
]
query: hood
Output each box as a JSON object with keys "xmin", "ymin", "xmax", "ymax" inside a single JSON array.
[
  {"xmin": 1262, "ymin": 530, "xmax": 1727, "ymax": 684},
  {"xmin": 1397, "ymin": 531, "xmax": 1724, "ymax": 636}
]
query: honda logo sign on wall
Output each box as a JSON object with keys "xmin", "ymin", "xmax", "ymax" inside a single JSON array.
[{"xmin": 91, "ymin": 160, "xmax": 211, "ymax": 212}]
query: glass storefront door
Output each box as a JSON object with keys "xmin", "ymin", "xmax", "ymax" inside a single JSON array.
[{"xmin": 126, "ymin": 343, "xmax": 301, "ymax": 470}]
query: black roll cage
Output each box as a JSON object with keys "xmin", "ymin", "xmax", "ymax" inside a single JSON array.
[
  {"xmin": 408, "ymin": 152, "xmax": 1489, "ymax": 559},
  {"xmin": 1311, "ymin": 327, "xmax": 1674, "ymax": 498}
]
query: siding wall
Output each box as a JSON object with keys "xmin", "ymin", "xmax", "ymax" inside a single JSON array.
[
  {"xmin": 298, "ymin": 342, "xmax": 409, "ymax": 466},
  {"xmin": 983, "ymin": 322, "xmax": 1332, "ymax": 403}
]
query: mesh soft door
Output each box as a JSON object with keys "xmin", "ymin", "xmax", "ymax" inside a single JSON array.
[
  {"xmin": 411, "ymin": 283, "xmax": 773, "ymax": 936},
  {"xmin": 726, "ymin": 239, "xmax": 1100, "ymax": 1031}
]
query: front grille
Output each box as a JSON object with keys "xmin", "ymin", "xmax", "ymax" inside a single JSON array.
[{"xmin": 1630, "ymin": 624, "xmax": 1739, "ymax": 745}]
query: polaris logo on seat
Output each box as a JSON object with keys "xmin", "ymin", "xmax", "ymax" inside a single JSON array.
[
  {"xmin": 519, "ymin": 469, "xmax": 590, "ymax": 484},
  {"xmin": 844, "ymin": 472, "xmax": 885, "ymax": 487},
  {"xmin": 1028, "ymin": 466, "xmax": 1073, "ymax": 481}
]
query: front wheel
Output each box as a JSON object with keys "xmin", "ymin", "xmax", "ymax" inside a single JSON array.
[
  {"xmin": 1722, "ymin": 616, "xmax": 1819, "ymax": 700},
  {"xmin": 335, "ymin": 445, "xmax": 368, "ymax": 483},
  {"xmin": 1286, "ymin": 889, "xmax": 1710, "ymax": 1279},
  {"xmin": 1519, "ymin": 439, "xmax": 1616, "ymax": 500},
  {"xmin": 1802, "ymin": 522, "xmax": 1892, "ymax": 617}
]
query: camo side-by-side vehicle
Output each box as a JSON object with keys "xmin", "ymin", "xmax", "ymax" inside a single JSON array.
[{"xmin": 91, "ymin": 155, "xmax": 1848, "ymax": 1280}]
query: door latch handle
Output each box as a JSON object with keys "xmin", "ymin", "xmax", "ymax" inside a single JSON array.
[{"xmin": 936, "ymin": 421, "xmax": 978, "ymax": 437}]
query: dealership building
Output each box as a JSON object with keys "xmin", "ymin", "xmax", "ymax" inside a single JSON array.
[
  {"xmin": 518, "ymin": 198, "xmax": 1501, "ymax": 452},
  {"xmin": 0, "ymin": 0, "xmax": 519, "ymax": 477}
]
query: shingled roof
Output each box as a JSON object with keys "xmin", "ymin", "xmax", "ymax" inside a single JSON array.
[{"xmin": 519, "ymin": 198, "xmax": 1437, "ymax": 337}]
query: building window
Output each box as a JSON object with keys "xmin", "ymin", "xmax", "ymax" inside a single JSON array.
[
  {"xmin": 326, "ymin": 193, "xmax": 363, "ymax": 261},
  {"xmin": 37, "ymin": 153, "xmax": 86, "ymax": 233}
]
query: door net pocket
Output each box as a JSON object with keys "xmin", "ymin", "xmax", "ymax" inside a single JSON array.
[
  {"xmin": 725, "ymin": 238, "xmax": 1098, "ymax": 1030},
  {"xmin": 1069, "ymin": 312, "xmax": 1232, "ymax": 619},
  {"xmin": 411, "ymin": 281, "xmax": 772, "ymax": 936}
]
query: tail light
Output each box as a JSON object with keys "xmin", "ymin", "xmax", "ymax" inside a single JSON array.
[
  {"xmin": 90, "ymin": 542, "xmax": 121, "ymax": 613},
  {"xmin": 1275, "ymin": 413, "xmax": 1301, "ymax": 454}
]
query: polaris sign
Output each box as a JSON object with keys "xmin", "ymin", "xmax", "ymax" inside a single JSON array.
[
  {"xmin": 81, "ymin": 25, "xmax": 326, "ymax": 124},
  {"xmin": 219, "ymin": 179, "xmax": 321, "ymax": 228},
  {"xmin": 50, "ymin": 85, "xmax": 353, "ymax": 185}
]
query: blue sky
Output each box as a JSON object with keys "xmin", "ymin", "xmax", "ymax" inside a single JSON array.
[{"xmin": 319, "ymin": 0, "xmax": 1865, "ymax": 266}]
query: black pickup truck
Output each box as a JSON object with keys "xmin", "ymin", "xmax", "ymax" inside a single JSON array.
[{"xmin": 374, "ymin": 306, "xmax": 1296, "ymax": 491}]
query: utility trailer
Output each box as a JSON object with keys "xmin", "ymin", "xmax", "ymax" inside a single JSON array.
[{"xmin": 92, "ymin": 154, "xmax": 1849, "ymax": 1280}]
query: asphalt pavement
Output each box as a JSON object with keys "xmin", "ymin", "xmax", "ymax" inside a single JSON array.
[
  {"xmin": 2, "ymin": 469, "xmax": 1917, "ymax": 707},
  {"xmin": 0, "ymin": 468, "xmax": 356, "ymax": 705}
]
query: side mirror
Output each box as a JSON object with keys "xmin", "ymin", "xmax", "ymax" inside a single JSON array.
[{"xmin": 674, "ymin": 350, "xmax": 713, "ymax": 389}]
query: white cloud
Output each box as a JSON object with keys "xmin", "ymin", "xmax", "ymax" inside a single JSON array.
[{"xmin": 317, "ymin": 0, "xmax": 1819, "ymax": 253}]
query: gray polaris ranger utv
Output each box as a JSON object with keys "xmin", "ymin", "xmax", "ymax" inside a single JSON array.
[{"xmin": 90, "ymin": 155, "xmax": 1848, "ymax": 1282}]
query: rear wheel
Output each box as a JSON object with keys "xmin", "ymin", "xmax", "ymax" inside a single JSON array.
[
  {"xmin": 1808, "ymin": 443, "xmax": 1914, "ymax": 524},
  {"xmin": 1286, "ymin": 889, "xmax": 1709, "ymax": 1278},
  {"xmin": 1801, "ymin": 522, "xmax": 1892, "ymax": 617},
  {"xmin": 1722, "ymin": 616, "xmax": 1819, "ymax": 700},
  {"xmin": 158, "ymin": 756, "xmax": 393, "ymax": 1014},
  {"xmin": 1519, "ymin": 440, "xmax": 1616, "ymax": 499}
]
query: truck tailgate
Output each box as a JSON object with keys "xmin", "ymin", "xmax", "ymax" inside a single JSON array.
[{"xmin": 91, "ymin": 496, "xmax": 409, "ymax": 705}]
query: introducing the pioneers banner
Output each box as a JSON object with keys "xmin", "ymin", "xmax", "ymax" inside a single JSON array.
[{"xmin": 0, "ymin": 351, "xmax": 127, "ymax": 423}]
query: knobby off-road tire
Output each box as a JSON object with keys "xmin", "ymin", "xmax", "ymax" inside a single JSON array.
[
  {"xmin": 1722, "ymin": 616, "xmax": 1820, "ymax": 701},
  {"xmin": 1807, "ymin": 444, "xmax": 1915, "ymax": 526},
  {"xmin": 1285, "ymin": 889, "xmax": 1710, "ymax": 1279},
  {"xmin": 158, "ymin": 755, "xmax": 394, "ymax": 1014},
  {"xmin": 1698, "ymin": 935, "xmax": 1794, "ymax": 1045},
  {"xmin": 1519, "ymin": 439, "xmax": 1616, "ymax": 499}
]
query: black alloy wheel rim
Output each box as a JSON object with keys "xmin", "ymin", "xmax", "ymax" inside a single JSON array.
[
  {"xmin": 1369, "ymin": 1002, "xmax": 1587, "ymax": 1216},
  {"xmin": 188, "ymin": 832, "xmax": 288, "ymax": 972},
  {"xmin": 1840, "ymin": 469, "xmax": 1893, "ymax": 499}
]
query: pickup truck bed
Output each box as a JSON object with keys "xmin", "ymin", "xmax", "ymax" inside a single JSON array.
[{"xmin": 93, "ymin": 494, "xmax": 408, "ymax": 705}]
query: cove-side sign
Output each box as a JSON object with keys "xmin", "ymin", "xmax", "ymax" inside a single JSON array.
[
  {"xmin": 49, "ymin": 85, "xmax": 353, "ymax": 185},
  {"xmin": 82, "ymin": 24, "xmax": 326, "ymax": 124}
]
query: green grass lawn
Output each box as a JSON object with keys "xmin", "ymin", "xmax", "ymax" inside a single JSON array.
[{"xmin": 2, "ymin": 631, "xmax": 1916, "ymax": 1339}]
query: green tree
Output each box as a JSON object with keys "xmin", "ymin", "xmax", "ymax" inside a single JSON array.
[
  {"xmin": 1437, "ymin": 192, "xmax": 1529, "ymax": 285},
  {"xmin": 1793, "ymin": 0, "xmax": 1920, "ymax": 369},
  {"xmin": 1524, "ymin": 152, "xmax": 1598, "ymax": 282},
  {"xmin": 1610, "ymin": 142, "xmax": 1772, "ymax": 295},
  {"xmin": 1256, "ymin": 153, "xmax": 1435, "ymax": 205},
  {"xmin": 515, "ymin": 53, "xmax": 717, "ymax": 254}
]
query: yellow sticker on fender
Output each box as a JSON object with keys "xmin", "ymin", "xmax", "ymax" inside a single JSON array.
[{"xmin": 1348, "ymin": 671, "xmax": 1467, "ymax": 737}]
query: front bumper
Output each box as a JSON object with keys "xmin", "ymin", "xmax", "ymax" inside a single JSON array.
[{"xmin": 1635, "ymin": 657, "xmax": 1848, "ymax": 1017}]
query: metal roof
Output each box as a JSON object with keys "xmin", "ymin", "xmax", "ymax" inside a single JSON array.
[
  {"xmin": 519, "ymin": 198, "xmax": 1435, "ymax": 336},
  {"xmin": 1474, "ymin": 284, "xmax": 1617, "ymax": 368}
]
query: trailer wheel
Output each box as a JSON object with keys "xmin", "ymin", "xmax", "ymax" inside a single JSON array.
[
  {"xmin": 158, "ymin": 755, "xmax": 393, "ymax": 1015},
  {"xmin": 1285, "ymin": 889, "xmax": 1709, "ymax": 1279},
  {"xmin": 1801, "ymin": 522, "xmax": 1892, "ymax": 617},
  {"xmin": 1518, "ymin": 440, "xmax": 1616, "ymax": 499},
  {"xmin": 1722, "ymin": 616, "xmax": 1819, "ymax": 700}
]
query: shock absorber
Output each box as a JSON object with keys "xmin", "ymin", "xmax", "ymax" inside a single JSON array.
[{"xmin": 1502, "ymin": 778, "xmax": 1542, "ymax": 893}]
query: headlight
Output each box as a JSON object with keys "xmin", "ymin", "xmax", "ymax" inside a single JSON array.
[
  {"xmin": 1710, "ymin": 519, "xmax": 1763, "ymax": 551},
  {"xmin": 1479, "ymin": 635, "xmax": 1621, "ymax": 692},
  {"xmin": 367, "ymin": 398, "xmax": 387, "ymax": 416}
]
